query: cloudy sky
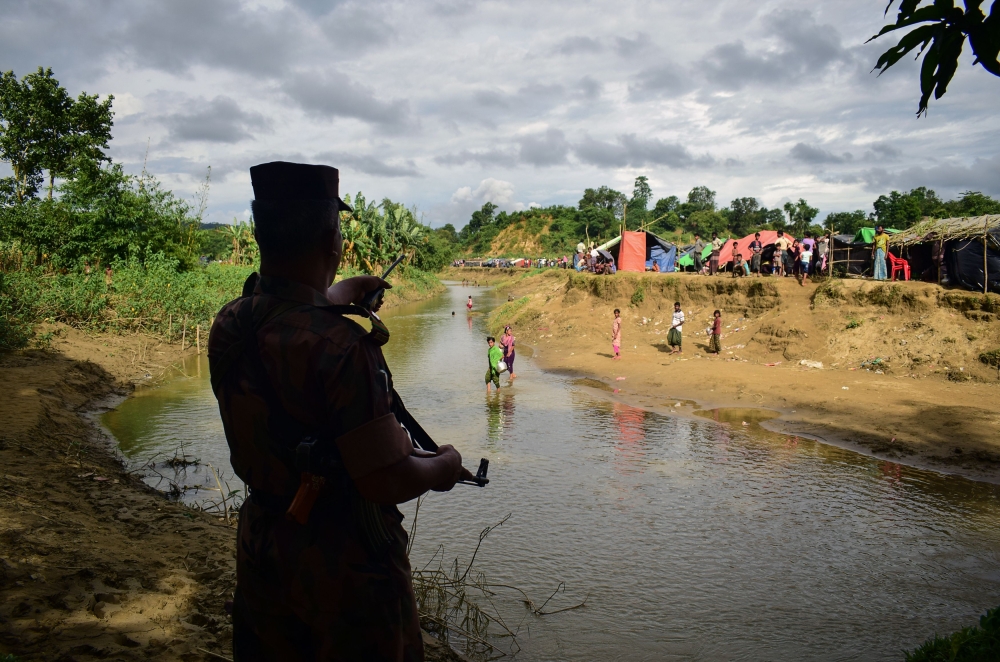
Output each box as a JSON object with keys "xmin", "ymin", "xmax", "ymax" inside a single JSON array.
[{"xmin": 3, "ymin": 0, "xmax": 998, "ymax": 227}]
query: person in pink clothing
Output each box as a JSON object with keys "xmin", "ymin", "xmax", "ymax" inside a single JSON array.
[
  {"xmin": 466, "ymin": 295, "xmax": 473, "ymax": 311},
  {"xmin": 500, "ymin": 325, "xmax": 517, "ymax": 383},
  {"xmin": 612, "ymin": 308, "xmax": 622, "ymax": 360}
]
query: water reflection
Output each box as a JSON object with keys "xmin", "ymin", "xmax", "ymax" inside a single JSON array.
[{"xmin": 102, "ymin": 282, "xmax": 1000, "ymax": 661}]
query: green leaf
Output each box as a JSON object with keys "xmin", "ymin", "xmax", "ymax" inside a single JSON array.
[
  {"xmin": 918, "ymin": 40, "xmax": 940, "ymax": 113},
  {"xmin": 874, "ymin": 24, "xmax": 937, "ymax": 72},
  {"xmin": 933, "ymin": 29, "xmax": 966, "ymax": 98}
]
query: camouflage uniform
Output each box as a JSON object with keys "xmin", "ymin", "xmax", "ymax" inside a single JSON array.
[{"xmin": 209, "ymin": 274, "xmax": 422, "ymax": 661}]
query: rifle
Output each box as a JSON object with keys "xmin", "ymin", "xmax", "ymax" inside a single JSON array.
[{"xmin": 361, "ymin": 254, "xmax": 406, "ymax": 314}]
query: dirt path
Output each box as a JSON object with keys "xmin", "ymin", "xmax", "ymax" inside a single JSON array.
[
  {"xmin": 475, "ymin": 268, "xmax": 1000, "ymax": 484},
  {"xmin": 0, "ymin": 325, "xmax": 464, "ymax": 661}
]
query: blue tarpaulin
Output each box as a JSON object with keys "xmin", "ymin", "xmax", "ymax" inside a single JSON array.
[{"xmin": 645, "ymin": 244, "xmax": 676, "ymax": 272}]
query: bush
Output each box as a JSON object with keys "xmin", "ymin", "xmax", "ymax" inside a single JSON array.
[
  {"xmin": 811, "ymin": 280, "xmax": 845, "ymax": 308},
  {"xmin": 854, "ymin": 283, "xmax": 920, "ymax": 311},
  {"xmin": 979, "ymin": 349, "xmax": 1000, "ymax": 368},
  {"xmin": 905, "ymin": 604, "xmax": 1000, "ymax": 661},
  {"xmin": 1, "ymin": 250, "xmax": 254, "ymax": 341},
  {"xmin": 630, "ymin": 284, "xmax": 645, "ymax": 307},
  {"xmin": 0, "ymin": 271, "xmax": 34, "ymax": 350}
]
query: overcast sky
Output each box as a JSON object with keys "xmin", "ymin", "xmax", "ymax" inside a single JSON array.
[{"xmin": 3, "ymin": 0, "xmax": 998, "ymax": 227}]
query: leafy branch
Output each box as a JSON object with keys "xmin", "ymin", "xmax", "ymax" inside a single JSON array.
[{"xmin": 869, "ymin": 0, "xmax": 1000, "ymax": 115}]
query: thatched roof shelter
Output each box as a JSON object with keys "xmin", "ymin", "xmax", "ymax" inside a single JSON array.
[{"xmin": 888, "ymin": 215, "xmax": 1000, "ymax": 246}]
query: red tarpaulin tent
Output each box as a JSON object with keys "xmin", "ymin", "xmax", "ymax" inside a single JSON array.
[
  {"xmin": 616, "ymin": 231, "xmax": 649, "ymax": 272},
  {"xmin": 717, "ymin": 230, "xmax": 782, "ymax": 265}
]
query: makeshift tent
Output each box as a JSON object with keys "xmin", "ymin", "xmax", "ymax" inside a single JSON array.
[
  {"xmin": 888, "ymin": 215, "xmax": 1000, "ymax": 293},
  {"xmin": 676, "ymin": 244, "xmax": 713, "ymax": 270},
  {"xmin": 830, "ymin": 235, "xmax": 872, "ymax": 276},
  {"xmin": 852, "ymin": 227, "xmax": 901, "ymax": 244},
  {"xmin": 603, "ymin": 231, "xmax": 677, "ymax": 273},
  {"xmin": 717, "ymin": 231, "xmax": 781, "ymax": 267},
  {"xmin": 676, "ymin": 245, "xmax": 695, "ymax": 269},
  {"xmin": 646, "ymin": 244, "xmax": 676, "ymax": 272}
]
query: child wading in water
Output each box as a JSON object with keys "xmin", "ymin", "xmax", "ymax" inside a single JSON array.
[
  {"xmin": 708, "ymin": 309, "xmax": 723, "ymax": 354},
  {"xmin": 467, "ymin": 295, "xmax": 473, "ymax": 311},
  {"xmin": 485, "ymin": 336, "xmax": 503, "ymax": 392},
  {"xmin": 612, "ymin": 308, "xmax": 622, "ymax": 360}
]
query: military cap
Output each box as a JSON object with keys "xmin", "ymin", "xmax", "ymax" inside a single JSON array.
[{"xmin": 250, "ymin": 161, "xmax": 352, "ymax": 211}]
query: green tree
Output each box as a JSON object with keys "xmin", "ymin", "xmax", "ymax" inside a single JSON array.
[
  {"xmin": 941, "ymin": 190, "xmax": 1000, "ymax": 216},
  {"xmin": 728, "ymin": 197, "xmax": 761, "ymax": 236},
  {"xmin": 869, "ymin": 0, "xmax": 1000, "ymax": 115},
  {"xmin": 872, "ymin": 187, "xmax": 943, "ymax": 227},
  {"xmin": 684, "ymin": 186, "xmax": 716, "ymax": 213},
  {"xmin": 0, "ymin": 69, "xmax": 47, "ymax": 202},
  {"xmin": 459, "ymin": 201, "xmax": 498, "ymax": 244},
  {"xmin": 0, "ymin": 67, "xmax": 113, "ymax": 202},
  {"xmin": 783, "ymin": 198, "xmax": 820, "ymax": 236},
  {"xmin": 648, "ymin": 195, "xmax": 681, "ymax": 233},
  {"xmin": 823, "ymin": 210, "xmax": 869, "ymax": 236},
  {"xmin": 627, "ymin": 175, "xmax": 652, "ymax": 229},
  {"xmin": 686, "ymin": 209, "xmax": 727, "ymax": 237},
  {"xmin": 578, "ymin": 185, "xmax": 626, "ymax": 220},
  {"xmin": 759, "ymin": 207, "xmax": 787, "ymax": 230}
]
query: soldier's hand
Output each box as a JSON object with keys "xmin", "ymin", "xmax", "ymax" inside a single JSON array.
[
  {"xmin": 327, "ymin": 276, "xmax": 391, "ymax": 310},
  {"xmin": 431, "ymin": 445, "xmax": 474, "ymax": 492}
]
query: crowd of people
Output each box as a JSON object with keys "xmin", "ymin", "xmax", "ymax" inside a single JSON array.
[{"xmin": 457, "ymin": 225, "xmax": 898, "ymax": 283}]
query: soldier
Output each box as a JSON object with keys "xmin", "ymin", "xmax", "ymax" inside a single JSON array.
[{"xmin": 208, "ymin": 162, "xmax": 473, "ymax": 661}]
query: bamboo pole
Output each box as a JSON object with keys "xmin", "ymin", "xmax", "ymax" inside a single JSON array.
[
  {"xmin": 828, "ymin": 227, "xmax": 834, "ymax": 279},
  {"xmin": 181, "ymin": 315, "xmax": 187, "ymax": 351},
  {"xmin": 196, "ymin": 324, "xmax": 201, "ymax": 354},
  {"xmin": 985, "ymin": 232, "xmax": 989, "ymax": 295},
  {"xmin": 168, "ymin": 314, "xmax": 172, "ymax": 342},
  {"xmin": 983, "ymin": 222, "xmax": 990, "ymax": 294}
]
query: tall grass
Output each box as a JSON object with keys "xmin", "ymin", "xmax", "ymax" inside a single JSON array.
[
  {"xmin": 0, "ymin": 253, "xmax": 444, "ymax": 350},
  {"xmin": 1, "ymin": 252, "xmax": 252, "ymax": 344},
  {"xmin": 905, "ymin": 604, "xmax": 1000, "ymax": 661}
]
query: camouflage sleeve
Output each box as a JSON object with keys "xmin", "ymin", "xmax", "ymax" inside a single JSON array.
[{"xmin": 322, "ymin": 338, "xmax": 412, "ymax": 480}]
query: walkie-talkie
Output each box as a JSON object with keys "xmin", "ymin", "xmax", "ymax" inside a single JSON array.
[{"xmin": 361, "ymin": 254, "xmax": 406, "ymax": 313}]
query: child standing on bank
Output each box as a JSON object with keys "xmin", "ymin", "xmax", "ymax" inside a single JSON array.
[
  {"xmin": 668, "ymin": 302, "xmax": 684, "ymax": 354},
  {"xmin": 709, "ymin": 309, "xmax": 723, "ymax": 354},
  {"xmin": 485, "ymin": 336, "xmax": 503, "ymax": 392},
  {"xmin": 612, "ymin": 308, "xmax": 622, "ymax": 360}
]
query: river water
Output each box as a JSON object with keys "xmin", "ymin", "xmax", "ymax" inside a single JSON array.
[{"xmin": 103, "ymin": 283, "xmax": 1000, "ymax": 661}]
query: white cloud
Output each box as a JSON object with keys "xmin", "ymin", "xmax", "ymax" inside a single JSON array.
[
  {"xmin": 451, "ymin": 178, "xmax": 516, "ymax": 205},
  {"xmin": 5, "ymin": 0, "xmax": 998, "ymax": 225}
]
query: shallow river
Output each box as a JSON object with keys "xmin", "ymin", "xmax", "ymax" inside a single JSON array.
[{"xmin": 104, "ymin": 283, "xmax": 1000, "ymax": 661}]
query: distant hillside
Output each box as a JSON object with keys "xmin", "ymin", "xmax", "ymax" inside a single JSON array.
[
  {"xmin": 461, "ymin": 207, "xmax": 621, "ymax": 257},
  {"xmin": 483, "ymin": 216, "xmax": 551, "ymax": 256}
]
